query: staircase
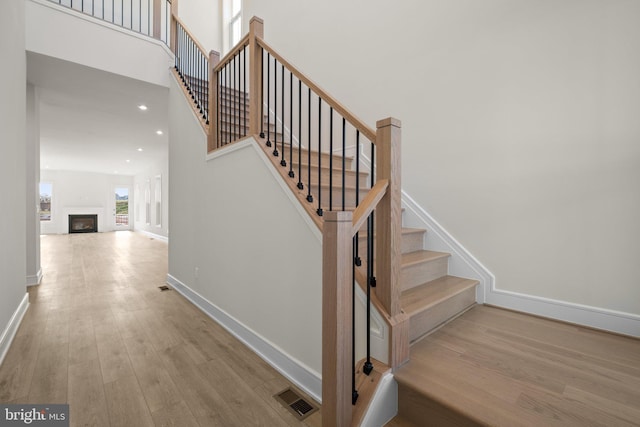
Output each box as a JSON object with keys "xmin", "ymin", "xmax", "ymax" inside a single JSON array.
[{"xmin": 175, "ymin": 16, "xmax": 483, "ymax": 424}]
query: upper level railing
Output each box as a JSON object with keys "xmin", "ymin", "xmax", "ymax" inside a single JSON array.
[
  {"xmin": 169, "ymin": 15, "xmax": 407, "ymax": 427},
  {"xmin": 47, "ymin": 0, "xmax": 172, "ymax": 44}
]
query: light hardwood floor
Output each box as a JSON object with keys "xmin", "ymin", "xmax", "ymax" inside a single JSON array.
[
  {"xmin": 391, "ymin": 305, "xmax": 640, "ymax": 426},
  {"xmin": 0, "ymin": 231, "xmax": 321, "ymax": 427}
]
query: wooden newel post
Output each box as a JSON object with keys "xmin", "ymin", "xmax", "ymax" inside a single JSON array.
[
  {"xmin": 322, "ymin": 211, "xmax": 354, "ymax": 427},
  {"xmin": 375, "ymin": 117, "xmax": 409, "ymax": 369},
  {"xmin": 249, "ymin": 16, "xmax": 264, "ymax": 137},
  {"xmin": 208, "ymin": 50, "xmax": 220, "ymax": 152}
]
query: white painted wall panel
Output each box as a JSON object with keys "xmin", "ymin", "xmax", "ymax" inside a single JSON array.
[
  {"xmin": 242, "ymin": 0, "xmax": 640, "ymax": 316},
  {"xmin": 26, "ymin": 0, "xmax": 173, "ymax": 87}
]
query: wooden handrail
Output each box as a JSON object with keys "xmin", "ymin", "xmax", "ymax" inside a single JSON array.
[
  {"xmin": 351, "ymin": 179, "xmax": 388, "ymax": 235},
  {"xmin": 256, "ymin": 37, "xmax": 377, "ymax": 143},
  {"xmin": 172, "ymin": 14, "xmax": 209, "ymax": 57},
  {"xmin": 214, "ymin": 34, "xmax": 250, "ymax": 73}
]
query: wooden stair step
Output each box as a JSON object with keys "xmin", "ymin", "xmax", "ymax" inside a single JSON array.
[
  {"xmin": 401, "ymin": 250, "xmax": 450, "ymax": 290},
  {"xmin": 358, "ymin": 227, "xmax": 426, "ymax": 255},
  {"xmin": 401, "ymin": 275, "xmax": 478, "ymax": 342}
]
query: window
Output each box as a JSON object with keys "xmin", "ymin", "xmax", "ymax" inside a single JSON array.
[
  {"xmin": 154, "ymin": 175, "xmax": 162, "ymax": 227},
  {"xmin": 229, "ymin": 0, "xmax": 242, "ymax": 47},
  {"xmin": 39, "ymin": 182, "xmax": 52, "ymax": 221},
  {"xmin": 114, "ymin": 187, "xmax": 129, "ymax": 226}
]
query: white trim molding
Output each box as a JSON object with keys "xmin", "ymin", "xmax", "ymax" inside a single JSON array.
[
  {"xmin": 166, "ymin": 274, "xmax": 322, "ymax": 403},
  {"xmin": 135, "ymin": 229, "xmax": 168, "ymax": 243},
  {"xmin": 485, "ymin": 288, "xmax": 640, "ymax": 338},
  {"xmin": 401, "ymin": 190, "xmax": 640, "ymax": 338},
  {"xmin": 0, "ymin": 294, "xmax": 29, "ymax": 367},
  {"xmin": 26, "ymin": 268, "xmax": 43, "ymax": 287}
]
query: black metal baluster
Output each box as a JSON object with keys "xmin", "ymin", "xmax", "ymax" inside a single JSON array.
[
  {"xmin": 352, "ymin": 235, "xmax": 359, "ymax": 406},
  {"xmin": 265, "ymin": 52, "xmax": 271, "ymax": 147},
  {"xmin": 329, "ymin": 107, "xmax": 333, "ymax": 211},
  {"xmin": 316, "ymin": 97, "xmax": 322, "ymax": 216},
  {"xmin": 355, "ymin": 132, "xmax": 361, "ymax": 266},
  {"xmin": 217, "ymin": 68, "xmax": 220, "ymax": 148},
  {"xmin": 225, "ymin": 62, "xmax": 233, "ymax": 142},
  {"xmin": 363, "ymin": 141, "xmax": 375, "ymax": 376},
  {"xmin": 364, "ymin": 210, "xmax": 374, "ymax": 377},
  {"xmin": 280, "ymin": 64, "xmax": 286, "ymax": 167},
  {"xmin": 288, "ymin": 71, "xmax": 293, "ymax": 176},
  {"xmin": 243, "ymin": 47, "xmax": 247, "ymax": 137},
  {"xmin": 260, "ymin": 49, "xmax": 265, "ymax": 139},
  {"xmin": 233, "ymin": 55, "xmax": 236, "ymax": 141},
  {"xmin": 306, "ymin": 88, "xmax": 312, "ymax": 202},
  {"xmin": 273, "ymin": 59, "xmax": 279, "ymax": 157},
  {"xmin": 342, "ymin": 118, "xmax": 346, "ymax": 211},
  {"xmin": 297, "ymin": 80, "xmax": 303, "ymax": 189}
]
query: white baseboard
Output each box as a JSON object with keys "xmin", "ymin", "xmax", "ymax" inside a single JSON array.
[
  {"xmin": 485, "ymin": 288, "xmax": 640, "ymax": 337},
  {"xmin": 166, "ymin": 274, "xmax": 322, "ymax": 402},
  {"xmin": 136, "ymin": 229, "xmax": 168, "ymax": 243},
  {"xmin": 26, "ymin": 268, "xmax": 43, "ymax": 287},
  {"xmin": 401, "ymin": 190, "xmax": 640, "ymax": 338},
  {"xmin": 0, "ymin": 293, "xmax": 29, "ymax": 367}
]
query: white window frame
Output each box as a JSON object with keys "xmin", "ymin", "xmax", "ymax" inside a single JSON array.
[{"xmin": 228, "ymin": 0, "xmax": 242, "ymax": 50}]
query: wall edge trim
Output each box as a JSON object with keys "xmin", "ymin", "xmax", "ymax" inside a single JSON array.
[{"xmin": 0, "ymin": 293, "xmax": 30, "ymax": 367}]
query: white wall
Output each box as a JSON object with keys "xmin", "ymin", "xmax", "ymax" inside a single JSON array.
[
  {"xmin": 26, "ymin": 0, "xmax": 173, "ymax": 88},
  {"xmin": 242, "ymin": 0, "xmax": 640, "ymax": 319},
  {"xmin": 26, "ymin": 84, "xmax": 42, "ymax": 286},
  {"xmin": 178, "ymin": 0, "xmax": 222, "ymax": 54},
  {"xmin": 168, "ymin": 76, "xmax": 322, "ymax": 396},
  {"xmin": 134, "ymin": 155, "xmax": 169, "ymax": 239},
  {"xmin": 40, "ymin": 170, "xmax": 134, "ymax": 234},
  {"xmin": 0, "ymin": 0, "xmax": 29, "ymax": 362}
]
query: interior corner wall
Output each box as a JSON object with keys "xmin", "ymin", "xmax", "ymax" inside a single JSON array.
[
  {"xmin": 168, "ymin": 76, "xmax": 322, "ymax": 383},
  {"xmin": 133, "ymin": 155, "xmax": 169, "ymax": 239},
  {"xmin": 177, "ymin": 0, "xmax": 222, "ymax": 53},
  {"xmin": 26, "ymin": 84, "xmax": 41, "ymax": 285},
  {"xmin": 40, "ymin": 170, "xmax": 133, "ymax": 234},
  {"xmin": 0, "ymin": 0, "xmax": 28, "ymax": 346},
  {"xmin": 242, "ymin": 0, "xmax": 640, "ymax": 317}
]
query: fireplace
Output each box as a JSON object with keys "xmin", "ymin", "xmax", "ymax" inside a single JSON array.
[{"xmin": 69, "ymin": 214, "xmax": 98, "ymax": 233}]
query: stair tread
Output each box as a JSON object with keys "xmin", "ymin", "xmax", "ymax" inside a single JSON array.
[
  {"xmin": 401, "ymin": 275, "xmax": 478, "ymax": 315},
  {"xmin": 402, "ymin": 250, "xmax": 450, "ymax": 267},
  {"xmin": 359, "ymin": 227, "xmax": 425, "ymax": 238}
]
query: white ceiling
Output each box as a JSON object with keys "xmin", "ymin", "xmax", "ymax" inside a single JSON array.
[{"xmin": 27, "ymin": 52, "xmax": 169, "ymax": 176}]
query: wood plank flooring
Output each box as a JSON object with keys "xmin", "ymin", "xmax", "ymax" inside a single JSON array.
[
  {"xmin": 0, "ymin": 232, "xmax": 321, "ymax": 427},
  {"xmin": 392, "ymin": 305, "xmax": 640, "ymax": 426}
]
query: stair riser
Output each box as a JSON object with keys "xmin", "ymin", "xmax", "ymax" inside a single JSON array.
[
  {"xmin": 308, "ymin": 184, "xmax": 367, "ymax": 207},
  {"xmin": 402, "ymin": 257, "xmax": 448, "ymax": 290},
  {"xmin": 397, "ymin": 383, "xmax": 482, "ymax": 427},
  {"xmin": 291, "ymin": 165, "xmax": 368, "ymax": 189},
  {"xmin": 409, "ymin": 288, "xmax": 476, "ymax": 342},
  {"xmin": 358, "ymin": 232, "xmax": 424, "ymax": 256}
]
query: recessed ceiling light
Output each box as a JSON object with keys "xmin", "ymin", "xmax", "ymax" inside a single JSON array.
[
  {"xmin": 138, "ymin": 105, "xmax": 148, "ymax": 111},
  {"xmin": 126, "ymin": 159, "xmax": 130, "ymax": 163},
  {"xmin": 156, "ymin": 130, "xmax": 163, "ymax": 135},
  {"xmin": 137, "ymin": 148, "xmax": 144, "ymax": 152}
]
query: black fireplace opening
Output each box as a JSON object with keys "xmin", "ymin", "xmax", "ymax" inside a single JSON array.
[{"xmin": 69, "ymin": 214, "xmax": 98, "ymax": 233}]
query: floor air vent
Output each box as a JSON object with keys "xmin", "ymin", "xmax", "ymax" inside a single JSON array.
[{"xmin": 274, "ymin": 388, "xmax": 318, "ymax": 421}]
